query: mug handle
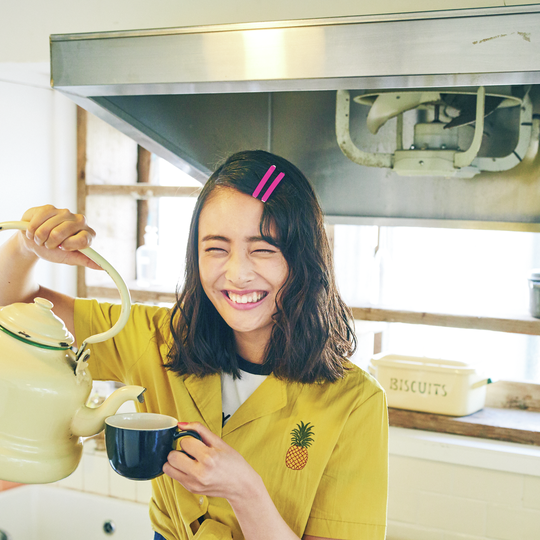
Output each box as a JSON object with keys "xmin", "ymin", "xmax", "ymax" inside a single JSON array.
[{"xmin": 173, "ymin": 429, "xmax": 203, "ymax": 458}]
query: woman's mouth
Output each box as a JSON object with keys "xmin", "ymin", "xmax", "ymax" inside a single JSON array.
[
  {"xmin": 222, "ymin": 290, "xmax": 268, "ymax": 310},
  {"xmin": 225, "ymin": 290, "xmax": 268, "ymax": 304}
]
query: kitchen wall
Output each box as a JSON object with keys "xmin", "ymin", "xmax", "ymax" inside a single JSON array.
[
  {"xmin": 0, "ymin": 63, "xmax": 76, "ymax": 295},
  {"xmin": 387, "ymin": 453, "xmax": 540, "ymax": 540}
]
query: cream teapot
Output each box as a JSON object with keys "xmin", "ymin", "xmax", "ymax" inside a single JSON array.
[{"xmin": 0, "ymin": 221, "xmax": 146, "ymax": 484}]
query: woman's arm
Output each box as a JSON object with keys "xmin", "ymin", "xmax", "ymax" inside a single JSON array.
[
  {"xmin": 163, "ymin": 422, "xmax": 343, "ymax": 540},
  {"xmin": 0, "ymin": 205, "xmax": 98, "ymax": 338},
  {"xmin": 229, "ymin": 484, "xmax": 337, "ymax": 540}
]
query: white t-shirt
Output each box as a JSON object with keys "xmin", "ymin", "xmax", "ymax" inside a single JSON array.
[{"xmin": 221, "ymin": 355, "xmax": 271, "ymax": 426}]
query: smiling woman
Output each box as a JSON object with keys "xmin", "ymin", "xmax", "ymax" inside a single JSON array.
[{"xmin": 0, "ymin": 150, "xmax": 388, "ymax": 540}]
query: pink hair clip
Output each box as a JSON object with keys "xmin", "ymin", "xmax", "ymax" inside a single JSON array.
[{"xmin": 252, "ymin": 165, "xmax": 285, "ymax": 202}]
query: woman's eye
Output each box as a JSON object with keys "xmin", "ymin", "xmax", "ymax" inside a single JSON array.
[
  {"xmin": 206, "ymin": 247, "xmax": 226, "ymax": 253},
  {"xmin": 253, "ymin": 249, "xmax": 276, "ymax": 254}
]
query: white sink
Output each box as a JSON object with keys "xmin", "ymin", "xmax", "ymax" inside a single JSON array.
[{"xmin": 0, "ymin": 485, "xmax": 153, "ymax": 540}]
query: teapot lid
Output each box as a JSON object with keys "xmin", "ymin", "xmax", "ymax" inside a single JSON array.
[{"xmin": 0, "ymin": 297, "xmax": 74, "ymax": 349}]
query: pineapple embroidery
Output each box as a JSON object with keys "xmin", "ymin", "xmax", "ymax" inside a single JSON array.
[{"xmin": 285, "ymin": 421, "xmax": 315, "ymax": 471}]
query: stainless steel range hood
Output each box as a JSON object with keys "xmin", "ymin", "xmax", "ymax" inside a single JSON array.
[{"xmin": 50, "ymin": 5, "xmax": 540, "ymax": 229}]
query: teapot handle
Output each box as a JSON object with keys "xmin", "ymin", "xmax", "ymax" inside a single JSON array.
[{"xmin": 0, "ymin": 221, "xmax": 131, "ymax": 353}]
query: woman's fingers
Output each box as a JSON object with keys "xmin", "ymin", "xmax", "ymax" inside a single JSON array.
[
  {"xmin": 171, "ymin": 423, "xmax": 217, "ymax": 471},
  {"xmin": 177, "ymin": 422, "xmax": 223, "ymax": 448},
  {"xmin": 19, "ymin": 205, "xmax": 100, "ymax": 269},
  {"xmin": 162, "ymin": 459, "xmax": 194, "ymax": 489},
  {"xmin": 23, "ymin": 205, "xmax": 69, "ymax": 244},
  {"xmin": 24, "ymin": 206, "xmax": 95, "ymax": 250}
]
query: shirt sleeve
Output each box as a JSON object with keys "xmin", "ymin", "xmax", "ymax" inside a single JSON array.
[
  {"xmin": 74, "ymin": 298, "xmax": 169, "ymax": 383},
  {"xmin": 304, "ymin": 387, "xmax": 389, "ymax": 540}
]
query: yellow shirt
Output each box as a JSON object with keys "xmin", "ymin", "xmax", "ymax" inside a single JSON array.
[{"xmin": 75, "ymin": 299, "xmax": 388, "ymax": 540}]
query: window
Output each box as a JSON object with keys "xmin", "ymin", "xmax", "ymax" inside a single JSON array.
[
  {"xmin": 334, "ymin": 225, "xmax": 540, "ymax": 384},
  {"xmin": 150, "ymin": 157, "xmax": 199, "ymax": 293},
  {"xmin": 78, "ymin": 108, "xmax": 201, "ymax": 306}
]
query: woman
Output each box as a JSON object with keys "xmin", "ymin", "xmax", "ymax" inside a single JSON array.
[{"xmin": 0, "ymin": 150, "xmax": 388, "ymax": 540}]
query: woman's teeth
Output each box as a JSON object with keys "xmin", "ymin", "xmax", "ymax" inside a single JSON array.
[{"xmin": 227, "ymin": 291, "xmax": 266, "ymax": 304}]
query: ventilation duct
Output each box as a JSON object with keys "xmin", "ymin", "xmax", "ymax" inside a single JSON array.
[{"xmin": 337, "ymin": 86, "xmax": 539, "ymax": 177}]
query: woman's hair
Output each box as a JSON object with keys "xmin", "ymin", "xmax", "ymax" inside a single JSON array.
[{"xmin": 165, "ymin": 150, "xmax": 356, "ymax": 383}]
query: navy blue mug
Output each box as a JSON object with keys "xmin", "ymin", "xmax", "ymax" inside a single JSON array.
[{"xmin": 105, "ymin": 412, "xmax": 202, "ymax": 481}]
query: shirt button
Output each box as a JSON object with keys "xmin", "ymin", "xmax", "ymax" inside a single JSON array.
[{"xmin": 199, "ymin": 496, "xmax": 204, "ymax": 506}]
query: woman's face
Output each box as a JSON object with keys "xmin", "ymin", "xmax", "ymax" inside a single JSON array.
[{"xmin": 198, "ymin": 188, "xmax": 288, "ymax": 347}]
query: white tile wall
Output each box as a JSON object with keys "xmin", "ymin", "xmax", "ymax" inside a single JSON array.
[
  {"xmin": 388, "ymin": 455, "xmax": 540, "ymax": 540},
  {"xmin": 485, "ymin": 505, "xmax": 540, "ymax": 540},
  {"xmin": 82, "ymin": 451, "xmax": 109, "ymax": 496},
  {"xmin": 523, "ymin": 476, "xmax": 540, "ymax": 511},
  {"xmin": 55, "ymin": 458, "xmax": 84, "ymax": 491},
  {"xmin": 449, "ymin": 467, "xmax": 524, "ymax": 506},
  {"xmin": 54, "ymin": 438, "xmax": 153, "ymax": 505},
  {"xmin": 440, "ymin": 533, "xmax": 490, "ymax": 540},
  {"xmin": 387, "ymin": 521, "xmax": 445, "ymax": 540}
]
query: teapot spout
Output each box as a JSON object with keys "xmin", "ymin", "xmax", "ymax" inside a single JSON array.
[{"xmin": 71, "ymin": 385, "xmax": 146, "ymax": 437}]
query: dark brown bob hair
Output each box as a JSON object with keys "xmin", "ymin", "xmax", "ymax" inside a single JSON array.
[{"xmin": 166, "ymin": 150, "xmax": 356, "ymax": 383}]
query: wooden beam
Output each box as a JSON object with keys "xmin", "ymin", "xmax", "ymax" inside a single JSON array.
[
  {"xmin": 137, "ymin": 146, "xmax": 152, "ymax": 248},
  {"xmin": 77, "ymin": 296, "xmax": 540, "ymax": 337},
  {"xmin": 325, "ymin": 223, "xmax": 334, "ymax": 256},
  {"xmin": 389, "ymin": 406, "xmax": 540, "ymax": 446},
  {"xmin": 86, "ymin": 184, "xmax": 201, "ymax": 198},
  {"xmin": 76, "ymin": 107, "xmax": 87, "ymax": 298},
  {"xmin": 373, "ymin": 331, "xmax": 383, "ymax": 354},
  {"xmin": 485, "ymin": 380, "xmax": 540, "ymax": 411},
  {"xmin": 86, "ymin": 285, "xmax": 177, "ymax": 305},
  {"xmin": 351, "ymin": 306, "xmax": 540, "ymax": 336}
]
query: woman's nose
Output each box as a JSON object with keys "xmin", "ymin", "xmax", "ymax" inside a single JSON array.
[{"xmin": 224, "ymin": 251, "xmax": 254, "ymax": 285}]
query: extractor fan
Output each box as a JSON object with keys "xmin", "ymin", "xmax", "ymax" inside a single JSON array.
[{"xmin": 336, "ymin": 86, "xmax": 539, "ymax": 177}]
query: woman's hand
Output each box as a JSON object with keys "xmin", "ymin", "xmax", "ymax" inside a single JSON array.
[
  {"xmin": 163, "ymin": 422, "xmax": 262, "ymax": 503},
  {"xmin": 20, "ymin": 205, "xmax": 101, "ymax": 270},
  {"xmin": 0, "ymin": 205, "xmax": 95, "ymax": 334},
  {"xmin": 164, "ymin": 423, "xmax": 337, "ymax": 540}
]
